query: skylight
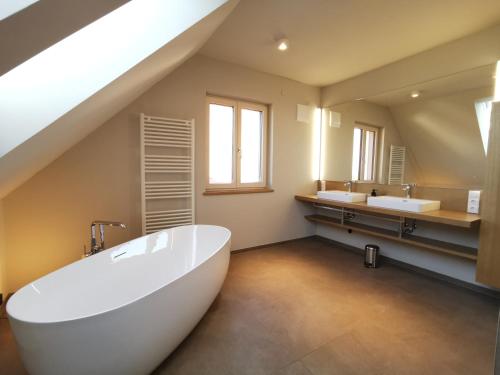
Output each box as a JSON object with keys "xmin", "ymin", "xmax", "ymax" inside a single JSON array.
[
  {"xmin": 474, "ymin": 97, "xmax": 492, "ymax": 154},
  {"xmin": 0, "ymin": 0, "xmax": 227, "ymax": 158},
  {"xmin": 0, "ymin": 0, "xmax": 39, "ymax": 21}
]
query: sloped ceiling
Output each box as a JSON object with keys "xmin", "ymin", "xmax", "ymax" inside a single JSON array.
[
  {"xmin": 0, "ymin": 0, "xmax": 238, "ymax": 198},
  {"xmin": 201, "ymin": 0, "xmax": 500, "ymax": 86},
  {"xmin": 0, "ymin": 0, "xmax": 130, "ymax": 76}
]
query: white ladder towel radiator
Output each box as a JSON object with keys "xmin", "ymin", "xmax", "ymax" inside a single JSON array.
[
  {"xmin": 388, "ymin": 145, "xmax": 406, "ymax": 185},
  {"xmin": 140, "ymin": 114, "xmax": 195, "ymax": 235}
]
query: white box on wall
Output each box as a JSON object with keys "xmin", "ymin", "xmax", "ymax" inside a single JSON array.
[
  {"xmin": 297, "ymin": 104, "xmax": 313, "ymax": 123},
  {"xmin": 330, "ymin": 111, "xmax": 341, "ymax": 128},
  {"xmin": 321, "ymin": 109, "xmax": 341, "ymax": 128},
  {"xmin": 467, "ymin": 190, "xmax": 481, "ymax": 214}
]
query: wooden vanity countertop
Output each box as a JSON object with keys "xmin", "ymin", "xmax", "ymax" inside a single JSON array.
[{"xmin": 295, "ymin": 194, "xmax": 481, "ymax": 228}]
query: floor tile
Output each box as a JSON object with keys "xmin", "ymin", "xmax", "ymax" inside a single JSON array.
[
  {"xmin": 2, "ymin": 238, "xmax": 498, "ymax": 375},
  {"xmin": 273, "ymin": 360, "xmax": 313, "ymax": 375}
]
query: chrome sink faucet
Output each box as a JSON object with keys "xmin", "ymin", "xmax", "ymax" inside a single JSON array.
[
  {"xmin": 86, "ymin": 220, "xmax": 127, "ymax": 257},
  {"xmin": 402, "ymin": 183, "xmax": 416, "ymax": 199},
  {"xmin": 344, "ymin": 180, "xmax": 353, "ymax": 192}
]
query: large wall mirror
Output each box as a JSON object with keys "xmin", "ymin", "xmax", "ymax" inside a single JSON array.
[{"xmin": 321, "ymin": 63, "xmax": 496, "ymax": 189}]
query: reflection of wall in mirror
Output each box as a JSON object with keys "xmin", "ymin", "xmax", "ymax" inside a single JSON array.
[
  {"xmin": 390, "ymin": 86, "xmax": 491, "ymax": 188},
  {"xmin": 321, "ymin": 100, "xmax": 419, "ymax": 184}
]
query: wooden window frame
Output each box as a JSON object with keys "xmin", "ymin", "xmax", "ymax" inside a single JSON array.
[
  {"xmin": 353, "ymin": 124, "xmax": 379, "ymax": 183},
  {"xmin": 205, "ymin": 96, "xmax": 269, "ymax": 193}
]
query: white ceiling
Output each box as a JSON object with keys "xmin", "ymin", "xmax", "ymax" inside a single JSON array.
[
  {"xmin": 367, "ymin": 64, "xmax": 496, "ymax": 107},
  {"xmin": 200, "ymin": 0, "xmax": 500, "ymax": 86}
]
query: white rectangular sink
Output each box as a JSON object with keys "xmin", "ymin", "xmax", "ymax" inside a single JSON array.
[
  {"xmin": 367, "ymin": 196, "xmax": 440, "ymax": 213},
  {"xmin": 317, "ymin": 190, "xmax": 367, "ymax": 203}
]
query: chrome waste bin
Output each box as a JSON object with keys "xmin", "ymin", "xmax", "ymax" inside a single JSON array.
[{"xmin": 364, "ymin": 244, "xmax": 379, "ymax": 268}]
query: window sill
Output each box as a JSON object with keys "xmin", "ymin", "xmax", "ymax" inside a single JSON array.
[{"xmin": 203, "ymin": 187, "xmax": 274, "ymax": 196}]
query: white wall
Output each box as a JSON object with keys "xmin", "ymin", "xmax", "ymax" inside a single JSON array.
[
  {"xmin": 131, "ymin": 54, "xmax": 319, "ymax": 249},
  {"xmin": 316, "ymin": 221, "xmax": 480, "ymax": 285},
  {"xmin": 2, "ymin": 54, "xmax": 319, "ymax": 292},
  {"xmin": 1, "ymin": 51, "xmax": 491, "ymax": 293}
]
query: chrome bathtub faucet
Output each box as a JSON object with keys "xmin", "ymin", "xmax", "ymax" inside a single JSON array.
[
  {"xmin": 86, "ymin": 220, "xmax": 127, "ymax": 257},
  {"xmin": 402, "ymin": 183, "xmax": 416, "ymax": 199}
]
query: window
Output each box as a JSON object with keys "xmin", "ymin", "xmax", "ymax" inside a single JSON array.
[
  {"xmin": 0, "ymin": 0, "xmax": 222, "ymax": 158},
  {"xmin": 474, "ymin": 97, "xmax": 493, "ymax": 154},
  {"xmin": 352, "ymin": 125, "xmax": 378, "ymax": 182},
  {"xmin": 206, "ymin": 96, "xmax": 268, "ymax": 191}
]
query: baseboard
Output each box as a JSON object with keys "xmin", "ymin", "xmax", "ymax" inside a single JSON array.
[
  {"xmin": 313, "ymin": 235, "xmax": 500, "ymax": 300},
  {"xmin": 231, "ymin": 235, "xmax": 316, "ymax": 254},
  {"xmin": 313, "ymin": 235, "xmax": 365, "ymax": 255},
  {"xmin": 0, "ymin": 293, "xmax": 13, "ymax": 319}
]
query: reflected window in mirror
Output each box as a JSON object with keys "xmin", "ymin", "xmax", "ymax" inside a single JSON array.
[
  {"xmin": 474, "ymin": 97, "xmax": 493, "ymax": 154},
  {"xmin": 352, "ymin": 125, "xmax": 378, "ymax": 182}
]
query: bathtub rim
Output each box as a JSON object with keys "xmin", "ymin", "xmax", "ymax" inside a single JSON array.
[{"xmin": 7, "ymin": 224, "xmax": 231, "ymax": 325}]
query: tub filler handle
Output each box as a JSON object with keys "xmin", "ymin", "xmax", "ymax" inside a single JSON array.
[{"xmin": 85, "ymin": 221, "xmax": 127, "ymax": 257}]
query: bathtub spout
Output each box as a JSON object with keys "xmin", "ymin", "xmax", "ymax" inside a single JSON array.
[{"xmin": 87, "ymin": 221, "xmax": 127, "ymax": 256}]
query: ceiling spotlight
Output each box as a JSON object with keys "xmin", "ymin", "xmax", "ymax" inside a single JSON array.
[
  {"xmin": 276, "ymin": 38, "xmax": 289, "ymax": 51},
  {"xmin": 410, "ymin": 91, "xmax": 420, "ymax": 98}
]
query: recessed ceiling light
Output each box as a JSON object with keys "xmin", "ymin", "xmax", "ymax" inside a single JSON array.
[
  {"xmin": 410, "ymin": 91, "xmax": 420, "ymax": 98},
  {"xmin": 276, "ymin": 38, "xmax": 289, "ymax": 51}
]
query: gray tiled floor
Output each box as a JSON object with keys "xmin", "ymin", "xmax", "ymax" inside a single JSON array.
[
  {"xmin": 0, "ymin": 318, "xmax": 26, "ymax": 374},
  {"xmin": 2, "ymin": 238, "xmax": 499, "ymax": 374}
]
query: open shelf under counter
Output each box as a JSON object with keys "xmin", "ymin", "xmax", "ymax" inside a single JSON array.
[
  {"xmin": 296, "ymin": 192, "xmax": 481, "ymax": 261},
  {"xmin": 306, "ymin": 214, "xmax": 478, "ymax": 261},
  {"xmin": 295, "ymin": 194, "xmax": 481, "ymax": 228}
]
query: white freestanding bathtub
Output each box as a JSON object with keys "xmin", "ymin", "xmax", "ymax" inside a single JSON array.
[{"xmin": 7, "ymin": 225, "xmax": 231, "ymax": 375}]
